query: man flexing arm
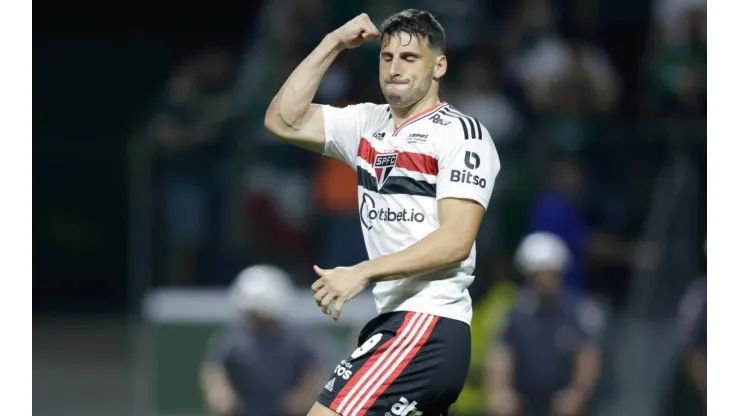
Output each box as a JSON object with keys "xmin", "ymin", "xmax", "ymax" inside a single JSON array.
[{"xmin": 264, "ymin": 14, "xmax": 379, "ymax": 152}]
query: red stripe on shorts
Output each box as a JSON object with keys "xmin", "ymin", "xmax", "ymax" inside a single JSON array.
[
  {"xmin": 355, "ymin": 314, "xmax": 439, "ymax": 416},
  {"xmin": 330, "ymin": 312, "xmax": 417, "ymax": 411}
]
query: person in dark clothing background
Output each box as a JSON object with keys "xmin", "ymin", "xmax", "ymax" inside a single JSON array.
[
  {"xmin": 200, "ymin": 265, "xmax": 322, "ymax": 416},
  {"xmin": 487, "ymin": 232, "xmax": 604, "ymax": 416}
]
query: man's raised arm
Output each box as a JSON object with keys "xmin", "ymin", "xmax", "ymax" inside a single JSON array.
[{"xmin": 264, "ymin": 14, "xmax": 379, "ymax": 153}]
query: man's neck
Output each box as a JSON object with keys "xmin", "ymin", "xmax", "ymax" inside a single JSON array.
[{"xmin": 389, "ymin": 92, "xmax": 442, "ymax": 129}]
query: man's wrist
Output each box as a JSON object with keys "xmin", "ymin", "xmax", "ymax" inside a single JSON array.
[
  {"xmin": 323, "ymin": 32, "xmax": 345, "ymax": 53},
  {"xmin": 353, "ymin": 261, "xmax": 376, "ymax": 283}
]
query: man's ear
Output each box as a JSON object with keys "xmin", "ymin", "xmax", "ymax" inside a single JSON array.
[{"xmin": 434, "ymin": 54, "xmax": 447, "ymax": 80}]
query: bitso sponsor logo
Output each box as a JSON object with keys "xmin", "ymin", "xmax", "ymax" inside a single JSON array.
[
  {"xmin": 450, "ymin": 169, "xmax": 487, "ymax": 188},
  {"xmin": 464, "ymin": 151, "xmax": 480, "ymax": 169}
]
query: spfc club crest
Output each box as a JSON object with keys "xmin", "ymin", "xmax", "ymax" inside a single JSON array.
[{"xmin": 373, "ymin": 152, "xmax": 397, "ymax": 189}]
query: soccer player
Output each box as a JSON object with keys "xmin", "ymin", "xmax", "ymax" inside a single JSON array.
[{"xmin": 264, "ymin": 9, "xmax": 501, "ymax": 416}]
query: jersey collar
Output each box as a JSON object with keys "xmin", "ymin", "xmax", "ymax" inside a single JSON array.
[{"xmin": 392, "ymin": 101, "xmax": 447, "ymax": 136}]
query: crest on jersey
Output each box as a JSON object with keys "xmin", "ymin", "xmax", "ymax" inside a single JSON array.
[{"xmin": 373, "ymin": 152, "xmax": 397, "ymax": 189}]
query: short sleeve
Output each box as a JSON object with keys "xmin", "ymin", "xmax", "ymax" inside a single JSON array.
[
  {"xmin": 205, "ymin": 329, "xmax": 236, "ymax": 364},
  {"xmin": 321, "ymin": 103, "xmax": 375, "ymax": 167},
  {"xmin": 575, "ymin": 299, "xmax": 605, "ymax": 346},
  {"xmin": 435, "ymin": 122, "xmax": 501, "ymax": 209}
]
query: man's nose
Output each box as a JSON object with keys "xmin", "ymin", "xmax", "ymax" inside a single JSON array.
[{"xmin": 388, "ymin": 58, "xmax": 402, "ymax": 77}]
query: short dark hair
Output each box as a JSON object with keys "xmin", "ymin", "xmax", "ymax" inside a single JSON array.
[{"xmin": 379, "ymin": 9, "xmax": 446, "ymax": 53}]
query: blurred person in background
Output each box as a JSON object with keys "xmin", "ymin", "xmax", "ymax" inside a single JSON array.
[
  {"xmin": 486, "ymin": 232, "xmax": 603, "ymax": 416},
  {"xmin": 501, "ymin": 0, "xmax": 620, "ymax": 158},
  {"xmin": 503, "ymin": 0, "xmax": 617, "ymax": 115},
  {"xmin": 527, "ymin": 155, "xmax": 657, "ymax": 300},
  {"xmin": 149, "ymin": 47, "xmax": 238, "ymax": 286},
  {"xmin": 652, "ymin": 0, "xmax": 706, "ymax": 50},
  {"xmin": 649, "ymin": 3, "xmax": 706, "ymax": 117},
  {"xmin": 518, "ymin": 35, "xmax": 619, "ymax": 154},
  {"xmin": 453, "ymin": 60, "xmax": 521, "ymax": 145},
  {"xmin": 200, "ymin": 265, "xmax": 322, "ymax": 416},
  {"xmin": 660, "ymin": 303, "xmax": 706, "ymax": 416},
  {"xmin": 660, "ymin": 240, "xmax": 706, "ymax": 416}
]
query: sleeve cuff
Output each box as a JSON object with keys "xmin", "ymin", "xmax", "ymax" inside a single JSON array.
[{"xmin": 435, "ymin": 190, "xmax": 489, "ymax": 210}]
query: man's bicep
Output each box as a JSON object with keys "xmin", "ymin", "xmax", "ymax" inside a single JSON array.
[
  {"xmin": 266, "ymin": 102, "xmax": 370, "ymax": 160},
  {"xmin": 284, "ymin": 104, "xmax": 327, "ymax": 153},
  {"xmin": 438, "ymin": 198, "xmax": 486, "ymax": 247},
  {"xmin": 436, "ymin": 126, "xmax": 501, "ymax": 209},
  {"xmin": 265, "ymin": 99, "xmax": 327, "ymax": 153}
]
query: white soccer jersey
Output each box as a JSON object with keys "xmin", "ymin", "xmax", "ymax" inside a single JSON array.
[{"xmin": 321, "ymin": 101, "xmax": 501, "ymax": 325}]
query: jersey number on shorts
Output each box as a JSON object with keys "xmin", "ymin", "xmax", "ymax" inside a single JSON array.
[{"xmin": 350, "ymin": 333, "xmax": 383, "ymax": 359}]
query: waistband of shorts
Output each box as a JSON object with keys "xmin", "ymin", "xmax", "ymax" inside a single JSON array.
[{"xmin": 378, "ymin": 305, "xmax": 472, "ymax": 326}]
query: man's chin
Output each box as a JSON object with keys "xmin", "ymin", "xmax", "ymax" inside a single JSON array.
[
  {"xmin": 384, "ymin": 91, "xmax": 412, "ymax": 107},
  {"xmin": 386, "ymin": 94, "xmax": 403, "ymax": 105}
]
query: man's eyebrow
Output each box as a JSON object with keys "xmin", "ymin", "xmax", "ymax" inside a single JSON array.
[
  {"xmin": 380, "ymin": 51, "xmax": 423, "ymax": 58},
  {"xmin": 400, "ymin": 51, "xmax": 422, "ymax": 58}
]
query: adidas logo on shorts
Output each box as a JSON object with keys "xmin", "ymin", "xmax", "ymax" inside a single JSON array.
[
  {"xmin": 324, "ymin": 378, "xmax": 335, "ymax": 392},
  {"xmin": 390, "ymin": 397, "xmax": 423, "ymax": 416}
]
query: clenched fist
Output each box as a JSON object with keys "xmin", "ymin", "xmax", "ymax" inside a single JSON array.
[{"xmin": 330, "ymin": 13, "xmax": 380, "ymax": 50}]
